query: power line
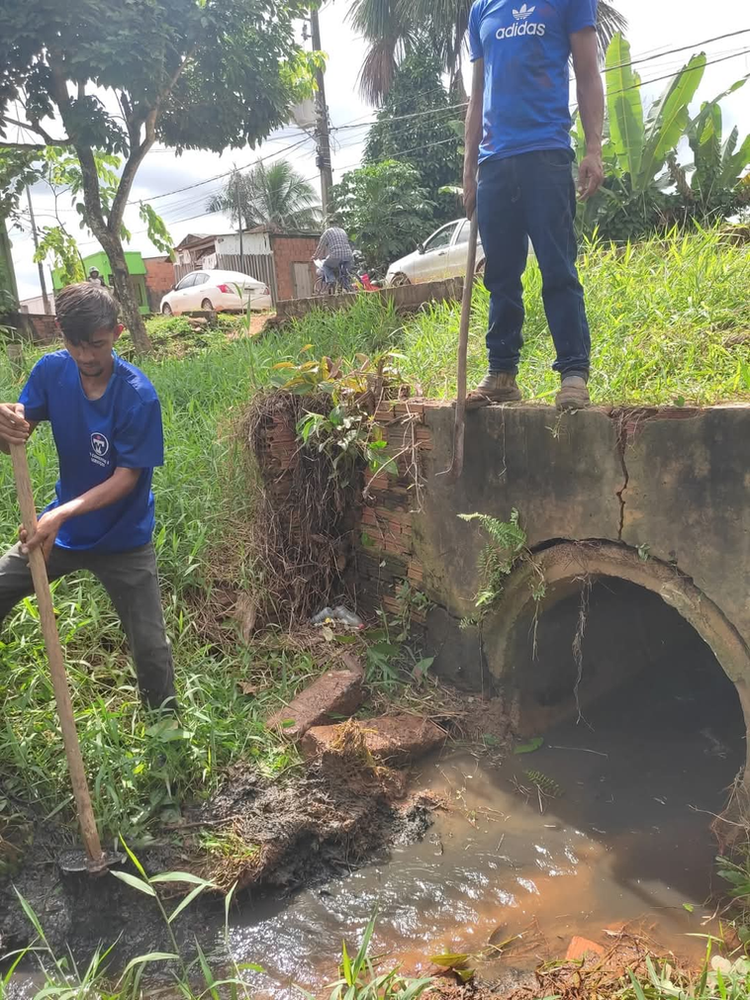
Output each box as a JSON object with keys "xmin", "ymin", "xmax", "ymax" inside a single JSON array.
[{"xmin": 133, "ymin": 133, "xmax": 313, "ymax": 207}]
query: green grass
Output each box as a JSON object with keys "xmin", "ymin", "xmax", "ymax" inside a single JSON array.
[
  {"xmin": 0, "ymin": 227, "xmax": 747, "ymax": 849},
  {"xmin": 398, "ymin": 228, "xmax": 750, "ymax": 404},
  {"xmin": 0, "ymin": 307, "xmax": 404, "ymax": 845}
]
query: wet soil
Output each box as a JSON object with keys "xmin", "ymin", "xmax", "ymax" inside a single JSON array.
[
  {"xmin": 217, "ymin": 588, "xmax": 745, "ymax": 998},
  {"xmin": 0, "ymin": 746, "xmax": 433, "ymax": 966}
]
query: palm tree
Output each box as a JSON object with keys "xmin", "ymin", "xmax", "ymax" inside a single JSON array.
[
  {"xmin": 206, "ymin": 160, "xmax": 322, "ymax": 232},
  {"xmin": 349, "ymin": 0, "xmax": 627, "ymax": 105}
]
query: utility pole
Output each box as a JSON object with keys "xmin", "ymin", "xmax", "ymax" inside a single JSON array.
[
  {"xmin": 26, "ymin": 187, "xmax": 52, "ymax": 314},
  {"xmin": 310, "ymin": 7, "xmax": 334, "ymax": 219},
  {"xmin": 236, "ymin": 174, "xmax": 245, "ymax": 272}
]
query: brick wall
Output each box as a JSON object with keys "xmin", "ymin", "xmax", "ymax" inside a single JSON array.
[
  {"xmin": 143, "ymin": 256, "xmax": 175, "ymax": 312},
  {"xmin": 254, "ymin": 396, "xmax": 434, "ymax": 624},
  {"xmin": 270, "ymin": 234, "xmax": 320, "ymax": 301},
  {"xmin": 8, "ymin": 312, "xmax": 59, "ymax": 344},
  {"xmin": 354, "ymin": 400, "xmax": 435, "ymax": 624}
]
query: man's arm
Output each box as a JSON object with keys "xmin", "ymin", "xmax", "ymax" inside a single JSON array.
[
  {"xmin": 463, "ymin": 59, "xmax": 484, "ymax": 218},
  {"xmin": 0, "ymin": 403, "xmax": 37, "ymax": 454},
  {"xmin": 313, "ymin": 232, "xmax": 328, "ymax": 259},
  {"xmin": 22, "ymin": 467, "xmax": 141, "ymax": 560},
  {"xmin": 570, "ymin": 27, "xmax": 605, "ymax": 201}
]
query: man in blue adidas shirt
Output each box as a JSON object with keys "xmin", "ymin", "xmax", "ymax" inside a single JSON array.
[
  {"xmin": 464, "ymin": 0, "xmax": 605, "ymax": 410},
  {"xmin": 0, "ymin": 282, "xmax": 175, "ymax": 711}
]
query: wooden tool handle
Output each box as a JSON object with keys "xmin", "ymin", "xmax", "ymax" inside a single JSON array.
[
  {"xmin": 9, "ymin": 443, "xmax": 105, "ymax": 872},
  {"xmin": 448, "ymin": 211, "xmax": 480, "ymax": 482}
]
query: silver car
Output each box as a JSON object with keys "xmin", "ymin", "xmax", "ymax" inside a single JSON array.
[{"xmin": 385, "ymin": 219, "xmax": 484, "ymax": 286}]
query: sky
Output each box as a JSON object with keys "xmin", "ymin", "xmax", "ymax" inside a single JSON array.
[{"xmin": 9, "ymin": 0, "xmax": 750, "ymax": 300}]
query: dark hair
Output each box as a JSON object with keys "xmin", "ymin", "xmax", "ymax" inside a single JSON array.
[{"xmin": 55, "ymin": 283, "xmax": 119, "ymax": 344}]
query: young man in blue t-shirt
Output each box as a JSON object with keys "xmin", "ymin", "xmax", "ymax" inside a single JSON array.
[
  {"xmin": 464, "ymin": 0, "xmax": 605, "ymax": 410},
  {"xmin": 0, "ymin": 282, "xmax": 175, "ymax": 711}
]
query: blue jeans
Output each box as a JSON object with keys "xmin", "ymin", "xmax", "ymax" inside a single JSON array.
[
  {"xmin": 322, "ymin": 257, "xmax": 352, "ymax": 291},
  {"xmin": 476, "ymin": 148, "xmax": 590, "ymax": 378}
]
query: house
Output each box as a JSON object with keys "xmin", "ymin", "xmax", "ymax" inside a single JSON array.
[
  {"xmin": 142, "ymin": 254, "xmax": 176, "ymax": 312},
  {"xmin": 52, "ymin": 251, "xmax": 151, "ymax": 315},
  {"xmin": 173, "ymin": 226, "xmax": 321, "ymax": 303}
]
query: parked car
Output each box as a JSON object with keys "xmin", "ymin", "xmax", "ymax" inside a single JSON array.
[
  {"xmin": 160, "ymin": 269, "xmax": 272, "ymax": 315},
  {"xmin": 385, "ymin": 219, "xmax": 485, "ymax": 286}
]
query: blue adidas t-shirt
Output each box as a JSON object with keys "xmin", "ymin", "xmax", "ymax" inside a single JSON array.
[
  {"xmin": 469, "ymin": 0, "xmax": 597, "ymax": 162},
  {"xmin": 19, "ymin": 351, "xmax": 164, "ymax": 553}
]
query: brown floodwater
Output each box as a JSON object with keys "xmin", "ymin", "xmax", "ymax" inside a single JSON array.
[
  {"xmin": 7, "ymin": 584, "xmax": 747, "ymax": 998},
  {"xmin": 228, "ymin": 624, "xmax": 746, "ymax": 997}
]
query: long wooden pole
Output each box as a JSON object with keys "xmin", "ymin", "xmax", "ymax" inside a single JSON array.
[
  {"xmin": 443, "ymin": 211, "xmax": 479, "ymax": 483},
  {"xmin": 9, "ymin": 443, "xmax": 106, "ymax": 874}
]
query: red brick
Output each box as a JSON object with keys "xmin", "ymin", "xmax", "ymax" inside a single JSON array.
[
  {"xmin": 565, "ymin": 937, "xmax": 604, "ymax": 962},
  {"xmin": 266, "ymin": 666, "xmax": 364, "ymax": 738},
  {"xmin": 301, "ymin": 714, "xmax": 446, "ymax": 765}
]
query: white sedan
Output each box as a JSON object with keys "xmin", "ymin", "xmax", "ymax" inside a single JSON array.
[
  {"xmin": 385, "ymin": 218, "xmax": 485, "ymax": 286},
  {"xmin": 160, "ymin": 269, "xmax": 272, "ymax": 315}
]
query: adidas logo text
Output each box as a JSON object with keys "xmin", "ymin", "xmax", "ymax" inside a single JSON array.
[{"xmin": 496, "ymin": 19, "xmax": 546, "ymax": 38}]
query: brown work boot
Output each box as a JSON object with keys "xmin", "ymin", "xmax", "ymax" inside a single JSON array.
[
  {"xmin": 465, "ymin": 372, "xmax": 523, "ymax": 409},
  {"xmin": 556, "ymin": 375, "xmax": 591, "ymax": 411}
]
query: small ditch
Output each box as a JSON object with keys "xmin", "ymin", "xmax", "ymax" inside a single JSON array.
[{"xmin": 3, "ymin": 578, "xmax": 746, "ymax": 996}]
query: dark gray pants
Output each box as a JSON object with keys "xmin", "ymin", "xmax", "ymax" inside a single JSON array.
[{"xmin": 0, "ymin": 541, "xmax": 175, "ymax": 709}]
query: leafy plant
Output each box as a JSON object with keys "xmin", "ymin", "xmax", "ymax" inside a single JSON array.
[
  {"xmin": 430, "ymin": 952, "xmax": 475, "ymax": 983},
  {"xmin": 331, "ymin": 160, "xmax": 435, "ymax": 275},
  {"xmin": 363, "ymin": 43, "xmax": 462, "ymax": 226},
  {"xmin": 458, "ymin": 510, "xmax": 528, "ymax": 614},
  {"xmin": 574, "ymin": 34, "xmax": 750, "ymax": 242},
  {"xmin": 139, "ymin": 202, "xmax": 175, "ymax": 259},
  {"xmin": 298, "ymin": 406, "xmax": 397, "ymax": 486},
  {"xmin": 33, "ymin": 225, "xmax": 85, "ymax": 286},
  {"xmin": 326, "ymin": 912, "xmax": 434, "ymax": 1000},
  {"xmin": 2, "ymin": 851, "xmax": 261, "ymax": 999}
]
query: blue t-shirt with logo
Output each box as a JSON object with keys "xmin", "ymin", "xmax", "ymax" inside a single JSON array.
[
  {"xmin": 469, "ymin": 0, "xmax": 597, "ymax": 162},
  {"xmin": 19, "ymin": 351, "xmax": 164, "ymax": 552}
]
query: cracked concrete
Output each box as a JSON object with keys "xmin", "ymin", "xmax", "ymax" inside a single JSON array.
[{"xmin": 410, "ymin": 403, "xmax": 750, "ymax": 692}]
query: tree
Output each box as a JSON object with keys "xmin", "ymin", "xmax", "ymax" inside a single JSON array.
[
  {"xmin": 206, "ymin": 160, "xmax": 322, "ymax": 232},
  {"xmin": 349, "ymin": 0, "xmax": 627, "ymax": 104},
  {"xmin": 364, "ymin": 43, "xmax": 462, "ymax": 225},
  {"xmin": 0, "ymin": 0, "xmax": 315, "ymax": 352},
  {"xmin": 572, "ymin": 35, "xmax": 750, "ymax": 241},
  {"xmin": 331, "ymin": 160, "xmax": 434, "ymax": 273},
  {"xmin": 0, "ymin": 150, "xmax": 41, "ymax": 315}
]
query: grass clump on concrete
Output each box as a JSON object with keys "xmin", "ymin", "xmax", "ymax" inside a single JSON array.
[{"xmin": 399, "ymin": 227, "xmax": 750, "ymax": 405}]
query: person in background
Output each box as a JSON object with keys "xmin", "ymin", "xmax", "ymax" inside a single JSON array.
[
  {"xmin": 313, "ymin": 225, "xmax": 354, "ymax": 291},
  {"xmin": 0, "ymin": 283, "xmax": 176, "ymax": 712},
  {"xmin": 463, "ymin": 0, "xmax": 605, "ymax": 410},
  {"xmin": 88, "ymin": 267, "xmax": 106, "ymax": 288}
]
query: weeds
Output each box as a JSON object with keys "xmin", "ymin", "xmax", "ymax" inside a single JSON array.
[
  {"xmin": 397, "ymin": 227, "xmax": 750, "ymax": 405},
  {"xmin": 0, "ymin": 306, "xmax": 405, "ymax": 842},
  {"xmin": 1, "ymin": 850, "xmax": 259, "ymax": 999},
  {"xmin": 326, "ymin": 912, "xmax": 433, "ymax": 1000}
]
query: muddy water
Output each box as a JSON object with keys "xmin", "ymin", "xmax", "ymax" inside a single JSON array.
[{"xmin": 229, "ymin": 649, "xmax": 745, "ymax": 996}]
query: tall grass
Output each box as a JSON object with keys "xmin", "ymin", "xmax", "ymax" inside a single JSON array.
[
  {"xmin": 0, "ymin": 299, "xmax": 404, "ymax": 842},
  {"xmin": 0, "ymin": 229, "xmax": 747, "ymax": 842},
  {"xmin": 399, "ymin": 228, "xmax": 750, "ymax": 404}
]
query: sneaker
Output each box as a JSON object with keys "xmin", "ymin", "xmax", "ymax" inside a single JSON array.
[
  {"xmin": 465, "ymin": 372, "xmax": 523, "ymax": 409},
  {"xmin": 556, "ymin": 375, "xmax": 591, "ymax": 411}
]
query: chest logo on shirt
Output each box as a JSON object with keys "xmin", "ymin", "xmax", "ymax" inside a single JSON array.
[
  {"xmin": 497, "ymin": 3, "xmax": 546, "ymax": 38},
  {"xmin": 90, "ymin": 432, "xmax": 111, "ymax": 468}
]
